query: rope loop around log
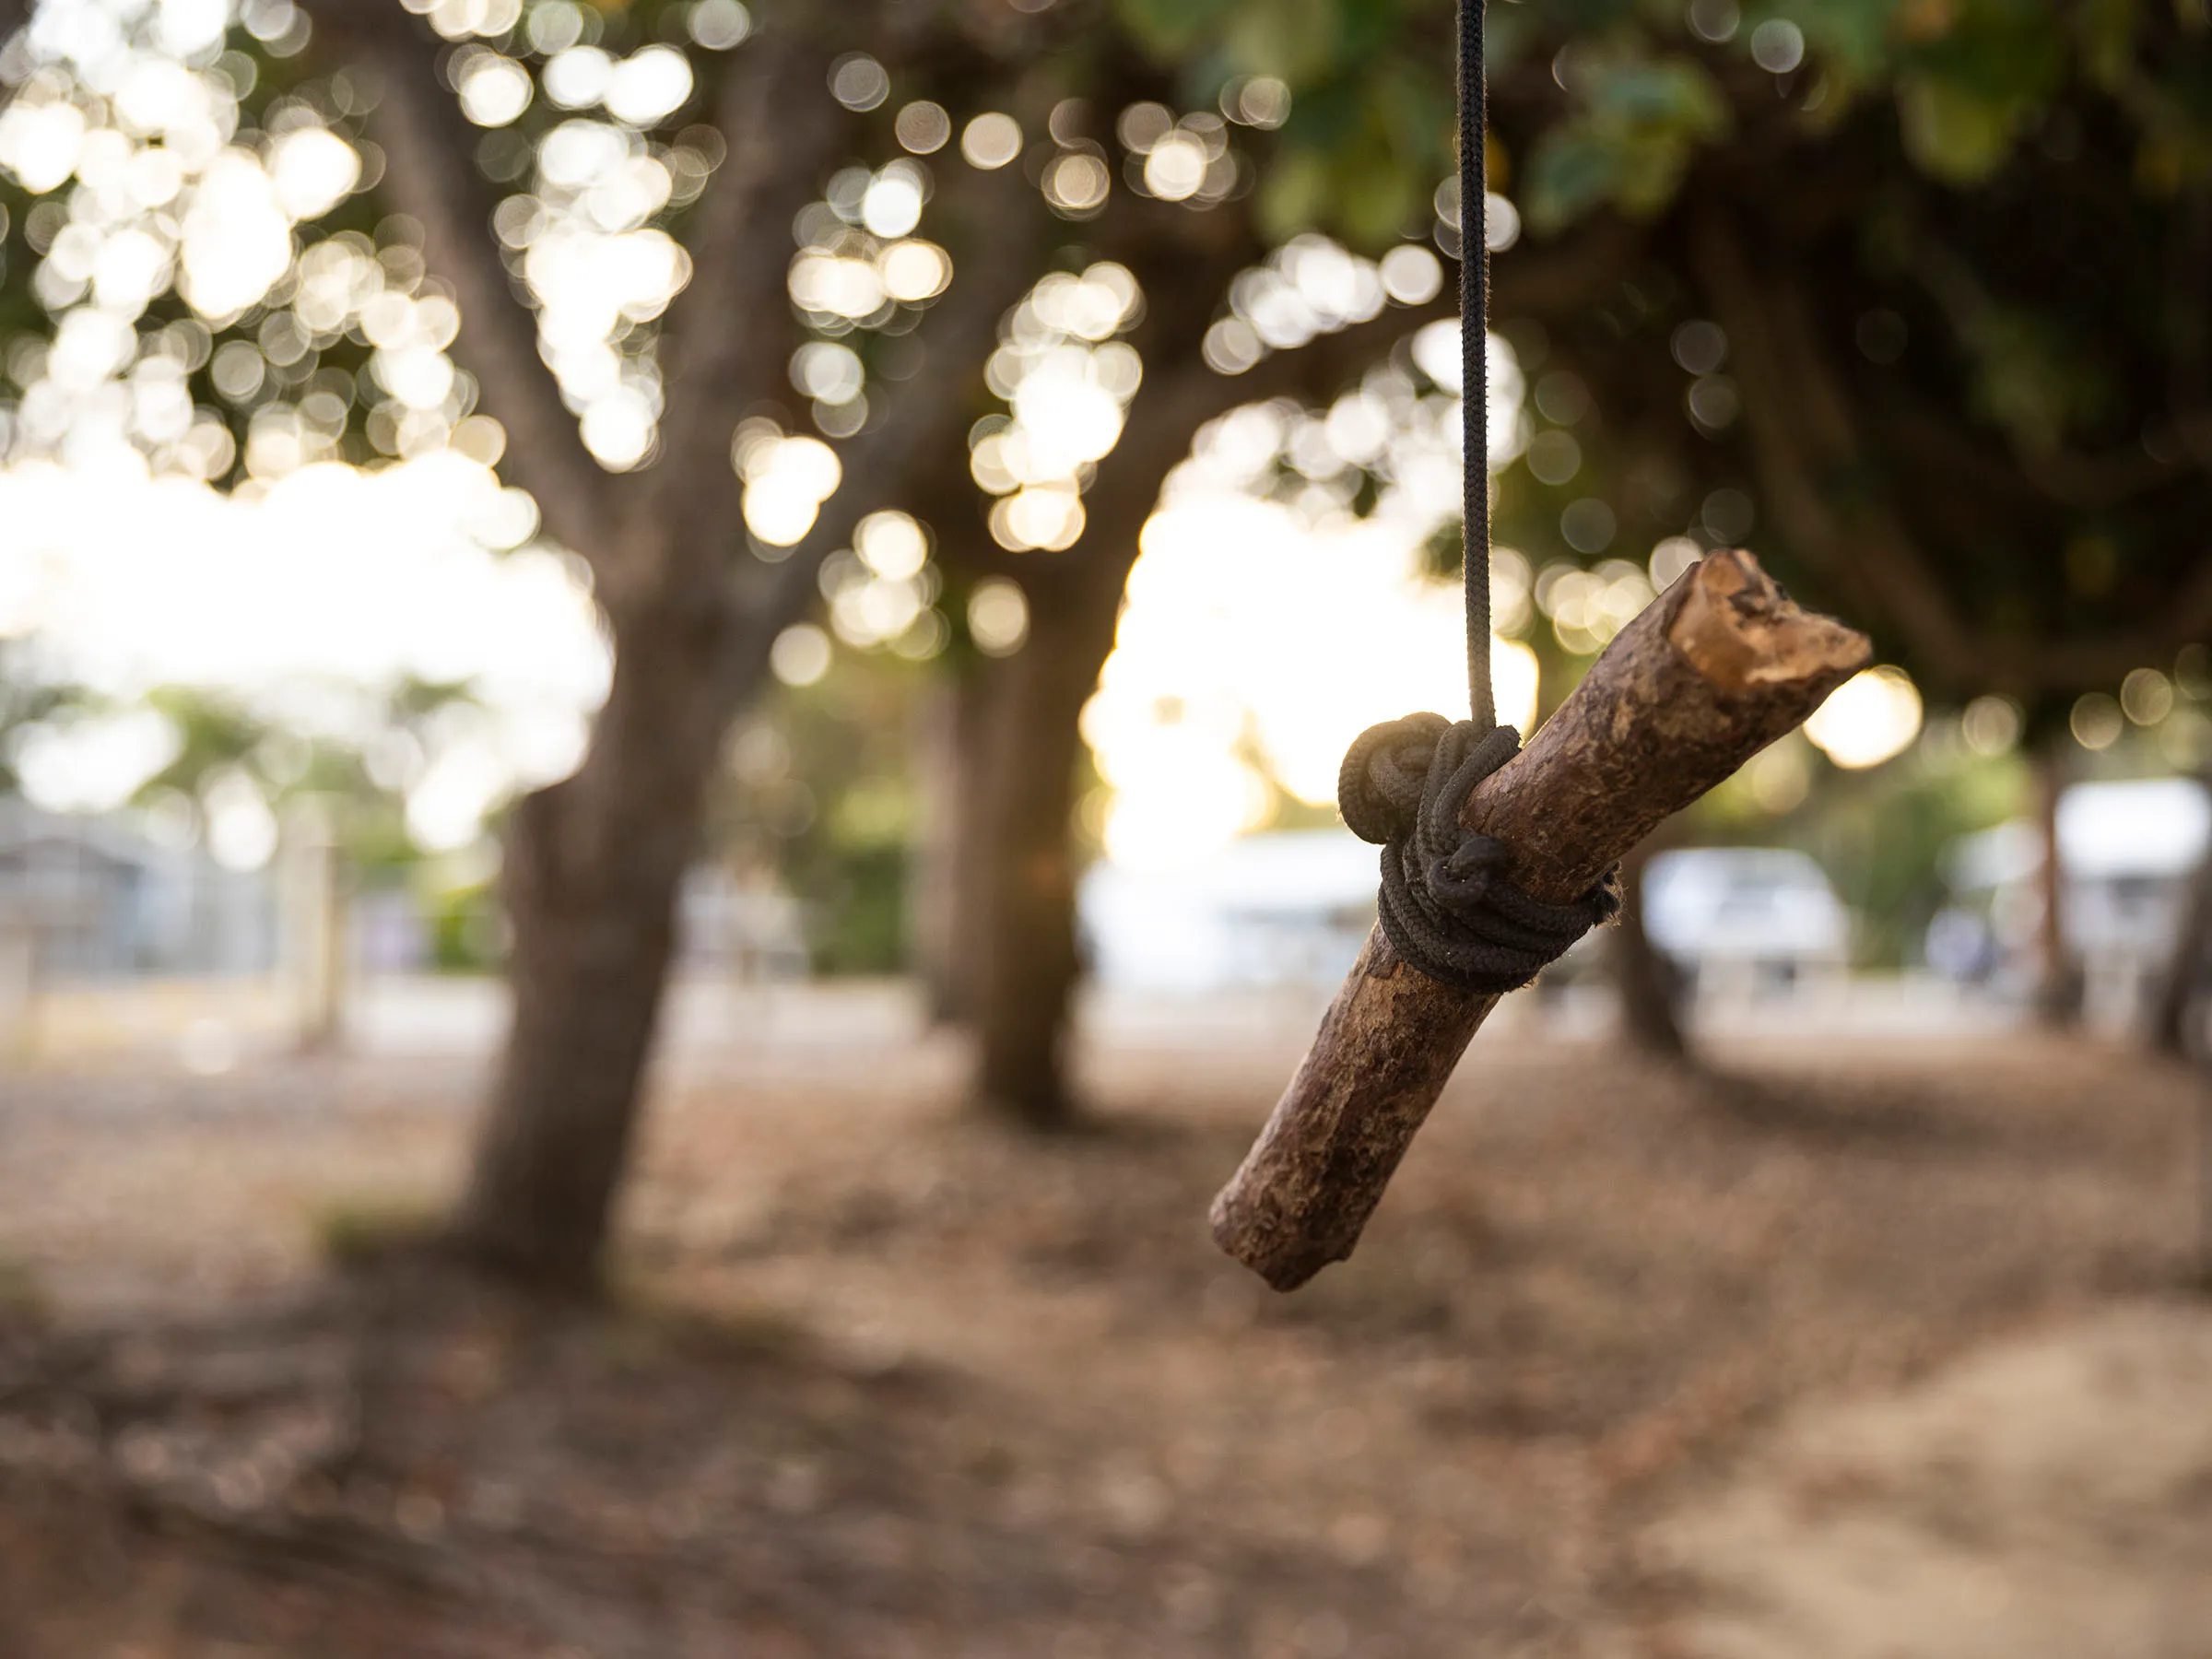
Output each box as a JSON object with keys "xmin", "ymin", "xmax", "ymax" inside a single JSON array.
[{"xmin": 1339, "ymin": 713, "xmax": 1619, "ymax": 994}]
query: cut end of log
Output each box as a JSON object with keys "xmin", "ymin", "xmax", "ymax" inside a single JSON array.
[{"xmin": 1667, "ymin": 549, "xmax": 1871, "ymax": 697}]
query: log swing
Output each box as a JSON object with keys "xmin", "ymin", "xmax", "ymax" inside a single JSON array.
[{"xmin": 1208, "ymin": 0, "xmax": 1873, "ymax": 1291}]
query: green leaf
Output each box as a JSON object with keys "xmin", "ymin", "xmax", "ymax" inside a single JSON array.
[
  {"xmin": 2077, "ymin": 0, "xmax": 2138, "ymax": 89},
  {"xmin": 1524, "ymin": 131, "xmax": 1624, "ymax": 232},
  {"xmin": 1336, "ymin": 150, "xmax": 1424, "ymax": 244},
  {"xmin": 1256, "ymin": 147, "xmax": 1335, "ymax": 243},
  {"xmin": 1788, "ymin": 0, "xmax": 1900, "ymax": 82},
  {"xmin": 1222, "ymin": 0, "xmax": 1343, "ymax": 83},
  {"xmin": 1520, "ymin": 53, "xmax": 1728, "ymax": 229},
  {"xmin": 1114, "ymin": 0, "xmax": 1234, "ymax": 53},
  {"xmin": 1898, "ymin": 71, "xmax": 2018, "ymax": 183},
  {"xmin": 1593, "ymin": 59, "xmax": 1729, "ymax": 129}
]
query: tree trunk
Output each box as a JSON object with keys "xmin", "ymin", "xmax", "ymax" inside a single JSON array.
[
  {"xmin": 2150, "ymin": 777, "xmax": 2212, "ymax": 1056},
  {"xmin": 279, "ymin": 796, "xmax": 348, "ymax": 1055},
  {"xmin": 448, "ymin": 586, "xmax": 731, "ymax": 1289},
  {"xmin": 910, "ymin": 665, "xmax": 990, "ymax": 1025},
  {"xmin": 968, "ymin": 601, "xmax": 1102, "ymax": 1127},
  {"xmin": 1613, "ymin": 830, "xmax": 1689, "ymax": 1059},
  {"xmin": 2031, "ymin": 740, "xmax": 2083, "ymax": 1029}
]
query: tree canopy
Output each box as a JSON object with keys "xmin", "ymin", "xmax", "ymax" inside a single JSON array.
[{"xmin": 1143, "ymin": 0, "xmax": 2212, "ymax": 730}]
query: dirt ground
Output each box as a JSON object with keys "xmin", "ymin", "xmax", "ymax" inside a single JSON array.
[
  {"xmin": 0, "ymin": 1006, "xmax": 2207, "ymax": 1657},
  {"xmin": 1653, "ymin": 1301, "xmax": 2212, "ymax": 1658}
]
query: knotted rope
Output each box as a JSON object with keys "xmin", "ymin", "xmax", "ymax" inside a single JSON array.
[
  {"xmin": 1336, "ymin": 0, "xmax": 1618, "ymax": 994},
  {"xmin": 1341, "ymin": 715, "xmax": 1618, "ymax": 993}
]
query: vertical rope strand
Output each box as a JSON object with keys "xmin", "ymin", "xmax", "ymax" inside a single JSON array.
[
  {"xmin": 1333, "ymin": 0, "xmax": 1623, "ymax": 994},
  {"xmin": 1460, "ymin": 0, "xmax": 1492, "ymax": 729},
  {"xmin": 1329, "ymin": 1, "xmax": 1622, "ymax": 995}
]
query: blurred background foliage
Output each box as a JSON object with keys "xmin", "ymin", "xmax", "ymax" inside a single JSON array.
[
  {"xmin": 715, "ymin": 652, "xmax": 923, "ymax": 978},
  {"xmin": 3, "ymin": 0, "xmax": 2207, "ymax": 974}
]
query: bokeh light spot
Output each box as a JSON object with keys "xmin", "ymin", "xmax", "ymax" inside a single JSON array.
[
  {"xmin": 969, "ymin": 579, "xmax": 1030, "ymax": 656},
  {"xmin": 1807, "ymin": 666, "xmax": 1924, "ymax": 770},
  {"xmin": 961, "ymin": 112, "xmax": 1022, "ymax": 171},
  {"xmin": 770, "ymin": 623, "xmax": 832, "ymax": 687},
  {"xmin": 2071, "ymin": 692, "xmax": 2124, "ymax": 751}
]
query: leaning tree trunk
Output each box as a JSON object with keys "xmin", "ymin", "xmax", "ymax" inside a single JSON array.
[
  {"xmin": 2031, "ymin": 738, "xmax": 2082, "ymax": 1029},
  {"xmin": 1613, "ymin": 830, "xmax": 1689, "ymax": 1059},
  {"xmin": 449, "ymin": 586, "xmax": 731, "ymax": 1287},
  {"xmin": 968, "ymin": 594, "xmax": 1108, "ymax": 1127},
  {"xmin": 291, "ymin": 1, "xmax": 1041, "ymax": 1292},
  {"xmin": 947, "ymin": 283, "xmax": 1227, "ymax": 1125}
]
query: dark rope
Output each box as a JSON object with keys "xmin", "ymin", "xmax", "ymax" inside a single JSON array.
[
  {"xmin": 1335, "ymin": 0, "xmax": 1618, "ymax": 995},
  {"xmin": 1461, "ymin": 0, "xmax": 1491, "ymax": 730},
  {"xmin": 1341, "ymin": 716, "xmax": 1618, "ymax": 994}
]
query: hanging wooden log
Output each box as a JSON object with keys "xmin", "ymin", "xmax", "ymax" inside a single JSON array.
[{"xmin": 1210, "ymin": 549, "xmax": 1870, "ymax": 1290}]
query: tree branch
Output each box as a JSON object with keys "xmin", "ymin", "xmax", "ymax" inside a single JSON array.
[
  {"xmin": 931, "ymin": 213, "xmax": 1640, "ymax": 593},
  {"xmin": 1698, "ymin": 209, "xmax": 2212, "ymax": 696},
  {"xmin": 1690, "ymin": 208, "xmax": 1983, "ymax": 689},
  {"xmin": 1908, "ymin": 229, "xmax": 2186, "ymax": 508},
  {"xmin": 299, "ymin": 1, "xmax": 617, "ymax": 562},
  {"xmin": 713, "ymin": 159, "xmax": 1046, "ymax": 709},
  {"xmin": 734, "ymin": 196, "xmax": 1641, "ymax": 712},
  {"xmin": 1050, "ymin": 224, "xmax": 1639, "ymax": 604},
  {"xmin": 647, "ymin": 15, "xmax": 851, "ymax": 587}
]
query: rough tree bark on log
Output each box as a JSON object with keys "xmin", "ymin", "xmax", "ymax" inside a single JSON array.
[{"xmin": 1211, "ymin": 549, "xmax": 1869, "ymax": 1290}]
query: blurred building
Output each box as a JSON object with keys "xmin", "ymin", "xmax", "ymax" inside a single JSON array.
[{"xmin": 0, "ymin": 800, "xmax": 276, "ymax": 983}]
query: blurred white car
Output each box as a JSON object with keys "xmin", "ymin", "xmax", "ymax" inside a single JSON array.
[{"xmin": 1642, "ymin": 846, "xmax": 1851, "ymax": 996}]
